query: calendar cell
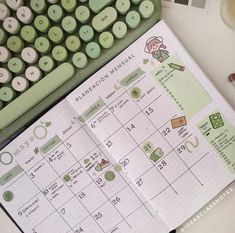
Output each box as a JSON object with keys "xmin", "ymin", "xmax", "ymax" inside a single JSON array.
[
  {"xmin": 34, "ymin": 212, "xmax": 70, "ymax": 233},
  {"xmin": 42, "ymin": 178, "xmax": 74, "ymax": 209},
  {"xmin": 77, "ymin": 182, "xmax": 107, "ymax": 213},
  {"xmin": 64, "ymin": 128, "xmax": 96, "ymax": 161},
  {"xmin": 27, "ymin": 161, "xmax": 57, "ymax": 190},
  {"xmin": 104, "ymin": 128, "xmax": 136, "ymax": 161},
  {"xmin": 120, "ymin": 147, "xmax": 153, "ymax": 180},
  {"xmin": 58, "ymin": 197, "xmax": 89, "ymax": 228},
  {"xmin": 135, "ymin": 167, "xmax": 168, "ymax": 200},
  {"xmin": 124, "ymin": 112, "xmax": 155, "ymax": 144},
  {"xmin": 107, "ymin": 221, "xmax": 131, "ymax": 233},
  {"xmin": 156, "ymin": 151, "xmax": 187, "ymax": 184},
  {"xmin": 61, "ymin": 164, "xmax": 92, "ymax": 194},
  {"xmin": 46, "ymin": 144, "xmax": 77, "ymax": 175},
  {"xmin": 109, "ymin": 93, "xmax": 140, "ymax": 124}
]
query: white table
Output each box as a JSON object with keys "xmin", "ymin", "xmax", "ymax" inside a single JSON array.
[{"xmin": 1, "ymin": 0, "xmax": 234, "ymax": 232}]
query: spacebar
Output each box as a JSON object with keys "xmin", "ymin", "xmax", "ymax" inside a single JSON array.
[{"xmin": 0, "ymin": 63, "xmax": 75, "ymax": 129}]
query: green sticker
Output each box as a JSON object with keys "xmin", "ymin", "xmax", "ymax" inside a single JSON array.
[
  {"xmin": 142, "ymin": 141, "xmax": 154, "ymax": 153},
  {"xmin": 63, "ymin": 174, "xmax": 72, "ymax": 182},
  {"xmin": 84, "ymin": 159, "xmax": 90, "ymax": 164},
  {"xmin": 130, "ymin": 87, "xmax": 141, "ymax": 99},
  {"xmin": 104, "ymin": 171, "xmax": 115, "ymax": 181},
  {"xmin": 197, "ymin": 111, "xmax": 235, "ymax": 173},
  {"xmin": 113, "ymin": 164, "xmax": 122, "ymax": 173},
  {"xmin": 150, "ymin": 148, "xmax": 164, "ymax": 162},
  {"xmin": 3, "ymin": 191, "xmax": 14, "ymax": 202},
  {"xmin": 209, "ymin": 112, "xmax": 224, "ymax": 129}
]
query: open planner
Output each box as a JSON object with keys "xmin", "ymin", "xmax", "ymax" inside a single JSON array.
[{"xmin": 0, "ymin": 20, "xmax": 235, "ymax": 233}]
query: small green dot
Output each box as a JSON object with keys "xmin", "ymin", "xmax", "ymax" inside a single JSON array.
[
  {"xmin": 104, "ymin": 171, "xmax": 115, "ymax": 181},
  {"xmin": 3, "ymin": 191, "xmax": 14, "ymax": 202},
  {"xmin": 130, "ymin": 87, "xmax": 141, "ymax": 99}
]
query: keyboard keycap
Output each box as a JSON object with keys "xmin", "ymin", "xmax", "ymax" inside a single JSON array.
[
  {"xmin": 16, "ymin": 6, "xmax": 34, "ymax": 24},
  {"xmin": 61, "ymin": 0, "xmax": 77, "ymax": 12},
  {"xmin": 131, "ymin": 0, "xmax": 142, "ymax": 4},
  {"xmin": 75, "ymin": 6, "xmax": 90, "ymax": 23},
  {"xmin": 52, "ymin": 46, "xmax": 68, "ymax": 62},
  {"xmin": 0, "ymin": 68, "xmax": 12, "ymax": 84},
  {"xmin": 34, "ymin": 15, "xmax": 50, "ymax": 33},
  {"xmin": 115, "ymin": 0, "xmax": 130, "ymax": 14},
  {"xmin": 7, "ymin": 35, "xmax": 24, "ymax": 53},
  {"xmin": 3, "ymin": 17, "xmax": 21, "ymax": 34},
  {"xmin": 0, "ymin": 46, "xmax": 11, "ymax": 63},
  {"xmin": 89, "ymin": 0, "xmax": 113, "ymax": 13},
  {"xmin": 12, "ymin": 76, "xmax": 29, "ymax": 92},
  {"xmin": 30, "ymin": 0, "xmax": 47, "ymax": 14},
  {"xmin": 62, "ymin": 16, "xmax": 78, "ymax": 34},
  {"xmin": 48, "ymin": 26, "xmax": 64, "ymax": 44},
  {"xmin": 0, "ymin": 63, "xmax": 75, "ymax": 129},
  {"xmin": 0, "ymin": 86, "xmax": 16, "ymax": 102},
  {"xmin": 0, "ymin": 3, "xmax": 10, "ymax": 21},
  {"xmin": 21, "ymin": 47, "xmax": 38, "ymax": 64},
  {"xmin": 92, "ymin": 7, "xmax": 117, "ymax": 32},
  {"xmin": 8, "ymin": 57, "xmax": 25, "ymax": 74},
  {"xmin": 21, "ymin": 25, "xmax": 37, "ymax": 43},
  {"xmin": 39, "ymin": 56, "xmax": 55, "ymax": 72},
  {"xmin": 35, "ymin": 36, "xmax": 51, "ymax": 53},
  {"xmin": 48, "ymin": 5, "xmax": 64, "ymax": 23},
  {"xmin": 66, "ymin": 35, "xmax": 81, "ymax": 52},
  {"xmin": 139, "ymin": 0, "xmax": 154, "ymax": 18},
  {"xmin": 25, "ymin": 66, "xmax": 42, "ymax": 82},
  {"xmin": 86, "ymin": 42, "xmax": 101, "ymax": 59},
  {"xmin": 72, "ymin": 52, "xmax": 88, "ymax": 68},
  {"xmin": 6, "ymin": 0, "xmax": 24, "ymax": 11},
  {"xmin": 99, "ymin": 31, "xmax": 114, "ymax": 49},
  {"xmin": 126, "ymin": 10, "xmax": 141, "ymax": 28},
  {"xmin": 79, "ymin": 25, "xmax": 94, "ymax": 42},
  {"xmin": 0, "ymin": 28, "xmax": 7, "ymax": 45},
  {"xmin": 112, "ymin": 21, "xmax": 127, "ymax": 39}
]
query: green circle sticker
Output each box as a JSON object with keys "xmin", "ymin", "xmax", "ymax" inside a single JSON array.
[
  {"xmin": 130, "ymin": 87, "xmax": 141, "ymax": 99},
  {"xmin": 142, "ymin": 141, "xmax": 154, "ymax": 154},
  {"xmin": 113, "ymin": 164, "xmax": 122, "ymax": 173},
  {"xmin": 104, "ymin": 171, "xmax": 115, "ymax": 181},
  {"xmin": 3, "ymin": 191, "xmax": 14, "ymax": 202},
  {"xmin": 63, "ymin": 174, "xmax": 72, "ymax": 182}
]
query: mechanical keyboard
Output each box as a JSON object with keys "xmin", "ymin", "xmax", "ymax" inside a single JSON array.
[{"xmin": 0, "ymin": 0, "xmax": 161, "ymax": 146}]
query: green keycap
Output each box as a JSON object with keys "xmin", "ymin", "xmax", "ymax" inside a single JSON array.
[
  {"xmin": 35, "ymin": 37, "xmax": 51, "ymax": 54},
  {"xmin": 62, "ymin": 16, "xmax": 77, "ymax": 34},
  {"xmin": 7, "ymin": 36, "xmax": 24, "ymax": 53},
  {"xmin": 34, "ymin": 15, "xmax": 50, "ymax": 33},
  {"xmin": 66, "ymin": 35, "xmax": 81, "ymax": 52},
  {"xmin": 92, "ymin": 7, "xmax": 117, "ymax": 33},
  {"xmin": 21, "ymin": 25, "xmax": 37, "ymax": 43},
  {"xmin": 0, "ymin": 28, "xmax": 7, "ymax": 45},
  {"xmin": 85, "ymin": 42, "xmax": 101, "ymax": 59},
  {"xmin": 39, "ymin": 56, "xmax": 55, "ymax": 72},
  {"xmin": 30, "ymin": 0, "xmax": 47, "ymax": 14},
  {"xmin": 61, "ymin": 0, "xmax": 77, "ymax": 12},
  {"xmin": 116, "ymin": 0, "xmax": 131, "ymax": 14},
  {"xmin": 139, "ymin": 0, "xmax": 154, "ymax": 18},
  {"xmin": 89, "ymin": 0, "xmax": 113, "ymax": 13},
  {"xmin": 8, "ymin": 58, "xmax": 25, "ymax": 74},
  {"xmin": 79, "ymin": 25, "xmax": 94, "ymax": 42},
  {"xmin": 48, "ymin": 5, "xmax": 64, "ymax": 23},
  {"xmin": 48, "ymin": 26, "xmax": 64, "ymax": 44},
  {"xmin": 112, "ymin": 21, "xmax": 127, "ymax": 39},
  {"xmin": 99, "ymin": 31, "xmax": 114, "ymax": 49},
  {"xmin": 72, "ymin": 52, "xmax": 88, "ymax": 68},
  {"xmin": 52, "ymin": 46, "xmax": 68, "ymax": 62},
  {"xmin": 0, "ymin": 87, "xmax": 16, "ymax": 102},
  {"xmin": 75, "ymin": 6, "xmax": 90, "ymax": 23},
  {"xmin": 131, "ymin": 0, "xmax": 142, "ymax": 4},
  {"xmin": 126, "ymin": 11, "xmax": 141, "ymax": 28}
]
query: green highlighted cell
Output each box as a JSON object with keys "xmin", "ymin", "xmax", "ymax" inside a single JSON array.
[
  {"xmin": 120, "ymin": 68, "xmax": 144, "ymax": 86},
  {"xmin": 104, "ymin": 171, "xmax": 115, "ymax": 181},
  {"xmin": 79, "ymin": 99, "xmax": 105, "ymax": 122},
  {"xmin": 3, "ymin": 191, "xmax": 14, "ymax": 202},
  {"xmin": 40, "ymin": 135, "xmax": 61, "ymax": 154},
  {"xmin": 0, "ymin": 165, "xmax": 24, "ymax": 186}
]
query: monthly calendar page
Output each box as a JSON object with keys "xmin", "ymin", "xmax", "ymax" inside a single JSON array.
[
  {"xmin": 67, "ymin": 21, "xmax": 235, "ymax": 229},
  {"xmin": 0, "ymin": 21, "xmax": 235, "ymax": 233}
]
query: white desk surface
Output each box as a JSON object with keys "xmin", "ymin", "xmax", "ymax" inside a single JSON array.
[{"xmin": 1, "ymin": 0, "xmax": 235, "ymax": 232}]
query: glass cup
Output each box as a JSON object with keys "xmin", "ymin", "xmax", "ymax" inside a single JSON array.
[{"xmin": 220, "ymin": 0, "xmax": 235, "ymax": 30}]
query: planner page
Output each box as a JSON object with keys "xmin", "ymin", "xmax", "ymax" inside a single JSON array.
[
  {"xmin": 67, "ymin": 21, "xmax": 235, "ymax": 229},
  {"xmin": 0, "ymin": 100, "xmax": 169, "ymax": 233}
]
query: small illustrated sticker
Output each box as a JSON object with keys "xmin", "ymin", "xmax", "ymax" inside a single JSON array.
[
  {"xmin": 144, "ymin": 36, "xmax": 169, "ymax": 63},
  {"xmin": 150, "ymin": 148, "xmax": 164, "ymax": 162},
  {"xmin": 95, "ymin": 159, "xmax": 110, "ymax": 172},
  {"xmin": 209, "ymin": 112, "xmax": 224, "ymax": 129},
  {"xmin": 34, "ymin": 147, "xmax": 39, "ymax": 154},
  {"xmin": 142, "ymin": 141, "xmax": 154, "ymax": 154},
  {"xmin": 168, "ymin": 63, "xmax": 185, "ymax": 71},
  {"xmin": 63, "ymin": 174, "xmax": 72, "ymax": 182},
  {"xmin": 130, "ymin": 87, "xmax": 142, "ymax": 99},
  {"xmin": 171, "ymin": 116, "xmax": 187, "ymax": 129}
]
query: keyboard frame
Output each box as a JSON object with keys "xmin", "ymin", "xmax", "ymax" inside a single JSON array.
[{"xmin": 0, "ymin": 0, "xmax": 162, "ymax": 146}]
